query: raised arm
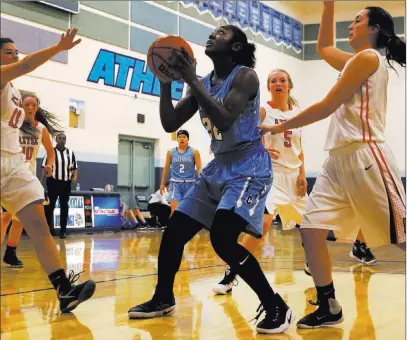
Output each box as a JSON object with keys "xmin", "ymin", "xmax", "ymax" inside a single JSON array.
[
  {"xmin": 261, "ymin": 51, "xmax": 379, "ymax": 133},
  {"xmin": 187, "ymin": 68, "xmax": 259, "ymax": 131},
  {"xmin": 160, "ymin": 84, "xmax": 199, "ymax": 133},
  {"xmin": 317, "ymin": 2, "xmax": 353, "ymax": 71},
  {"xmin": 0, "ymin": 29, "xmax": 81, "ymax": 86}
]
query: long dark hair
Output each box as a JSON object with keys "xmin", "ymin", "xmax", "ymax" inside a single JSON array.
[
  {"xmin": 223, "ymin": 25, "xmax": 256, "ymax": 69},
  {"xmin": 0, "ymin": 37, "xmax": 14, "ymax": 49},
  {"xmin": 366, "ymin": 7, "xmax": 406, "ymax": 69},
  {"xmin": 20, "ymin": 94, "xmax": 64, "ymax": 138}
]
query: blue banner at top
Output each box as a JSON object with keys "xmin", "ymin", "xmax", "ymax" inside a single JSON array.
[
  {"xmin": 222, "ymin": 0, "xmax": 237, "ymax": 24},
  {"xmin": 195, "ymin": 0, "xmax": 209, "ymax": 12},
  {"xmin": 179, "ymin": 0, "xmax": 302, "ymax": 53},
  {"xmin": 236, "ymin": 1, "xmax": 249, "ymax": 29},
  {"xmin": 208, "ymin": 0, "xmax": 223, "ymax": 18},
  {"xmin": 292, "ymin": 19, "xmax": 303, "ymax": 53},
  {"xmin": 283, "ymin": 15, "xmax": 293, "ymax": 48},
  {"xmin": 272, "ymin": 9, "xmax": 283, "ymax": 45},
  {"xmin": 260, "ymin": 2, "xmax": 272, "ymax": 40},
  {"xmin": 248, "ymin": 1, "xmax": 261, "ymax": 34}
]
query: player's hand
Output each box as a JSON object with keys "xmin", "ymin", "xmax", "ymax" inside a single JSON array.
[
  {"xmin": 266, "ymin": 148, "xmax": 280, "ymax": 160},
  {"xmin": 44, "ymin": 165, "xmax": 52, "ymax": 177},
  {"xmin": 169, "ymin": 47, "xmax": 197, "ymax": 84},
  {"xmin": 56, "ymin": 28, "xmax": 81, "ymax": 52},
  {"xmin": 296, "ymin": 174, "xmax": 308, "ymax": 197},
  {"xmin": 160, "ymin": 184, "xmax": 165, "ymax": 196},
  {"xmin": 258, "ymin": 123, "xmax": 286, "ymax": 135}
]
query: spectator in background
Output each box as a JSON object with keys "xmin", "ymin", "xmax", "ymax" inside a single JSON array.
[
  {"xmin": 40, "ymin": 133, "xmax": 77, "ymax": 239},
  {"xmin": 120, "ymin": 200, "xmax": 151, "ymax": 230},
  {"xmin": 148, "ymin": 182, "xmax": 171, "ymax": 228}
]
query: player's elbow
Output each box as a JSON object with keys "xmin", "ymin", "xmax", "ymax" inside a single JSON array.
[{"xmin": 162, "ymin": 123, "xmax": 177, "ymax": 133}]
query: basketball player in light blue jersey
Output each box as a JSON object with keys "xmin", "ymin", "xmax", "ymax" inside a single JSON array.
[
  {"xmin": 129, "ymin": 25, "xmax": 294, "ymax": 334},
  {"xmin": 160, "ymin": 129, "xmax": 202, "ymax": 213}
]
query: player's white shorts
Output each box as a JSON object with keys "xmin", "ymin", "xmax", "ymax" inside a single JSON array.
[
  {"xmin": 1, "ymin": 153, "xmax": 44, "ymax": 216},
  {"xmin": 302, "ymin": 142, "xmax": 406, "ymax": 248},
  {"xmin": 266, "ymin": 166, "xmax": 307, "ymax": 230}
]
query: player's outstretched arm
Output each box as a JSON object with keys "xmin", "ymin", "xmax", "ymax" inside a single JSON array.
[
  {"xmin": 188, "ymin": 68, "xmax": 259, "ymax": 132},
  {"xmin": 260, "ymin": 51, "xmax": 379, "ymax": 133},
  {"xmin": 0, "ymin": 29, "xmax": 81, "ymax": 85},
  {"xmin": 159, "ymin": 83, "xmax": 198, "ymax": 133},
  {"xmin": 317, "ymin": 1, "xmax": 353, "ymax": 71}
]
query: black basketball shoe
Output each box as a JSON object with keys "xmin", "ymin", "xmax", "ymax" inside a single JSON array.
[
  {"xmin": 128, "ymin": 296, "xmax": 176, "ymax": 319},
  {"xmin": 253, "ymin": 293, "xmax": 295, "ymax": 334},
  {"xmin": 3, "ymin": 246, "xmax": 23, "ymax": 268},
  {"xmin": 297, "ymin": 298, "xmax": 343, "ymax": 329},
  {"xmin": 54, "ymin": 271, "xmax": 96, "ymax": 313},
  {"xmin": 212, "ymin": 268, "xmax": 238, "ymax": 295},
  {"xmin": 350, "ymin": 241, "xmax": 376, "ymax": 265}
]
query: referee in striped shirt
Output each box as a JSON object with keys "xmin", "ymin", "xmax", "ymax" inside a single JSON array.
[{"xmin": 40, "ymin": 133, "xmax": 78, "ymax": 238}]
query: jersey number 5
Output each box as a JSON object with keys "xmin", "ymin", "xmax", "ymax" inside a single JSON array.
[
  {"xmin": 8, "ymin": 108, "xmax": 22, "ymax": 129},
  {"xmin": 202, "ymin": 117, "xmax": 223, "ymax": 141},
  {"xmin": 284, "ymin": 131, "xmax": 292, "ymax": 148}
]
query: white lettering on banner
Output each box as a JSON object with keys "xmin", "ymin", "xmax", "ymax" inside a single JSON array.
[
  {"xmin": 94, "ymin": 207, "xmax": 120, "ymax": 215},
  {"xmin": 179, "ymin": 0, "xmax": 302, "ymax": 54},
  {"xmin": 54, "ymin": 196, "xmax": 85, "ymax": 228}
]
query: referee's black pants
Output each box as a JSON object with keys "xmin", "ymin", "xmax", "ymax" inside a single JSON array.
[{"xmin": 45, "ymin": 178, "xmax": 71, "ymax": 234}]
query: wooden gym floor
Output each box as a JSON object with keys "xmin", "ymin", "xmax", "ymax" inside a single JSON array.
[{"xmin": 1, "ymin": 227, "xmax": 405, "ymax": 340}]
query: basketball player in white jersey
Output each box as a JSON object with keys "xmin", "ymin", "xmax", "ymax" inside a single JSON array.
[
  {"xmin": 213, "ymin": 69, "xmax": 308, "ymax": 294},
  {"xmin": 0, "ymin": 31, "xmax": 96, "ymax": 312},
  {"xmin": 260, "ymin": 2, "xmax": 406, "ymax": 329},
  {"xmin": 2, "ymin": 93, "xmax": 63, "ymax": 268}
]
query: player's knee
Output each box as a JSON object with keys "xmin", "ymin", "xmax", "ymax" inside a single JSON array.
[
  {"xmin": 162, "ymin": 211, "xmax": 199, "ymax": 246},
  {"xmin": 210, "ymin": 210, "xmax": 240, "ymax": 260},
  {"xmin": 300, "ymin": 228, "xmax": 328, "ymax": 244}
]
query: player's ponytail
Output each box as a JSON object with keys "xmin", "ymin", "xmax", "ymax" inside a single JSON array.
[
  {"xmin": 366, "ymin": 7, "xmax": 406, "ymax": 69},
  {"xmin": 386, "ymin": 35, "xmax": 406, "ymax": 68},
  {"xmin": 20, "ymin": 94, "xmax": 64, "ymax": 138},
  {"xmin": 224, "ymin": 25, "xmax": 257, "ymax": 68}
]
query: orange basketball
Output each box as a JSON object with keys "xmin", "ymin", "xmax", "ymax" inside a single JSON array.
[{"xmin": 147, "ymin": 35, "xmax": 194, "ymax": 83}]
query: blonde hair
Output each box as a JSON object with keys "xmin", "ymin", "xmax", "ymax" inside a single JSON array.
[{"xmin": 267, "ymin": 69, "xmax": 298, "ymax": 108}]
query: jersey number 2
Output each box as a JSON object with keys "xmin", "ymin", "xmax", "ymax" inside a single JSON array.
[
  {"xmin": 202, "ymin": 117, "xmax": 223, "ymax": 141},
  {"xmin": 8, "ymin": 108, "xmax": 22, "ymax": 129},
  {"xmin": 179, "ymin": 164, "xmax": 184, "ymax": 173},
  {"xmin": 284, "ymin": 131, "xmax": 292, "ymax": 148}
]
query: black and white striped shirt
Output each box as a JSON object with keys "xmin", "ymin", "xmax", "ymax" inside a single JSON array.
[{"xmin": 42, "ymin": 147, "xmax": 77, "ymax": 181}]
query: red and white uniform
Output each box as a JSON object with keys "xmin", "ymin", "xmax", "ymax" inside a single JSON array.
[
  {"xmin": 302, "ymin": 49, "xmax": 406, "ymax": 247},
  {"xmin": 1, "ymin": 82, "xmax": 44, "ymax": 215},
  {"xmin": 20, "ymin": 122, "xmax": 45, "ymax": 176},
  {"xmin": 263, "ymin": 102, "xmax": 307, "ymax": 230}
]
